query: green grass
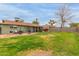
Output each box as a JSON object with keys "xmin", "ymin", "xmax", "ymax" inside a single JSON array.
[{"xmin": 0, "ymin": 32, "xmax": 79, "ymax": 56}]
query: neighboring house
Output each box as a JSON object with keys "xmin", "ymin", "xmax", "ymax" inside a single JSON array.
[
  {"xmin": 42, "ymin": 24, "xmax": 56, "ymax": 32},
  {"xmin": 0, "ymin": 20, "xmax": 42, "ymax": 34},
  {"xmin": 42, "ymin": 24, "xmax": 50, "ymax": 32}
]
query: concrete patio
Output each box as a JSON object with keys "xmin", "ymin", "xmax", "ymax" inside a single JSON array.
[{"xmin": 0, "ymin": 33, "xmax": 36, "ymax": 38}]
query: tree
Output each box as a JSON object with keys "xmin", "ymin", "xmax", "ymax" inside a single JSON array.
[
  {"xmin": 15, "ymin": 17, "xmax": 24, "ymax": 22},
  {"xmin": 48, "ymin": 19, "xmax": 56, "ymax": 31},
  {"xmin": 70, "ymin": 23, "xmax": 79, "ymax": 27},
  {"xmin": 70, "ymin": 23, "xmax": 79, "ymax": 32},
  {"xmin": 32, "ymin": 18, "xmax": 39, "ymax": 24},
  {"xmin": 56, "ymin": 4, "xmax": 73, "ymax": 31},
  {"xmin": 48, "ymin": 19, "xmax": 56, "ymax": 26}
]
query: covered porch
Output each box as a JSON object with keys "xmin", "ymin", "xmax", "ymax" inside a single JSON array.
[{"xmin": 27, "ymin": 26, "xmax": 43, "ymax": 33}]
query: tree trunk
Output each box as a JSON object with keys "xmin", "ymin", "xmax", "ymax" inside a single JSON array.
[
  {"xmin": 61, "ymin": 23, "xmax": 64, "ymax": 32},
  {"xmin": 60, "ymin": 17, "xmax": 64, "ymax": 32}
]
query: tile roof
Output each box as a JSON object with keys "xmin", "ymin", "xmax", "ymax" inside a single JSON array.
[{"xmin": 0, "ymin": 20, "xmax": 41, "ymax": 27}]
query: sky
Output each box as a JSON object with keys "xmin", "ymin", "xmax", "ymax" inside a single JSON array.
[{"xmin": 0, "ymin": 3, "xmax": 79, "ymax": 26}]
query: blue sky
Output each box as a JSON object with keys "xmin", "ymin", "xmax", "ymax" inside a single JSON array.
[{"xmin": 0, "ymin": 3, "xmax": 79, "ymax": 26}]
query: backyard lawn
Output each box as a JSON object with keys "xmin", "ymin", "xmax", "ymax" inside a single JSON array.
[{"xmin": 0, "ymin": 32, "xmax": 79, "ymax": 56}]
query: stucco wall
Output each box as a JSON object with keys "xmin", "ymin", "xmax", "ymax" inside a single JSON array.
[
  {"xmin": 1, "ymin": 25, "xmax": 11, "ymax": 34},
  {"xmin": 17, "ymin": 26, "xmax": 27, "ymax": 32},
  {"xmin": 1, "ymin": 25, "xmax": 29, "ymax": 34},
  {"xmin": 0, "ymin": 25, "xmax": 40, "ymax": 34}
]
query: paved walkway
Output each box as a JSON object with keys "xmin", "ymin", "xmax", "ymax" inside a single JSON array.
[{"xmin": 0, "ymin": 33, "xmax": 36, "ymax": 38}]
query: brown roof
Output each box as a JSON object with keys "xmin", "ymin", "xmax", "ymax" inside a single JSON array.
[
  {"xmin": 42, "ymin": 24, "xmax": 49, "ymax": 29},
  {"xmin": 0, "ymin": 20, "xmax": 41, "ymax": 27}
]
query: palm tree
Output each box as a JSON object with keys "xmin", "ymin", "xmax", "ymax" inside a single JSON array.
[
  {"xmin": 48, "ymin": 19, "xmax": 56, "ymax": 31},
  {"xmin": 49, "ymin": 20, "xmax": 56, "ymax": 26}
]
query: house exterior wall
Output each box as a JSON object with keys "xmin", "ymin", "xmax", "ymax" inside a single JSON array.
[
  {"xmin": 26, "ymin": 27, "xmax": 33, "ymax": 32},
  {"xmin": 30, "ymin": 27, "xmax": 34, "ymax": 32},
  {"xmin": 0, "ymin": 25, "xmax": 27, "ymax": 34},
  {"xmin": 17, "ymin": 26, "xmax": 28, "ymax": 32},
  {"xmin": 1, "ymin": 25, "xmax": 11, "ymax": 34},
  {"xmin": 0, "ymin": 24, "xmax": 42, "ymax": 34}
]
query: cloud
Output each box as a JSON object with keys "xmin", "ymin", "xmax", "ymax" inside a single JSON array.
[
  {"xmin": 0, "ymin": 4, "xmax": 35, "ymax": 20},
  {"xmin": 0, "ymin": 3, "xmax": 79, "ymax": 25}
]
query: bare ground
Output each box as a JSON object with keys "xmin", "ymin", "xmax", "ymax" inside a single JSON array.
[{"xmin": 17, "ymin": 49, "xmax": 52, "ymax": 56}]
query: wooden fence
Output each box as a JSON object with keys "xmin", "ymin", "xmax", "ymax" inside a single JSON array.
[{"xmin": 48, "ymin": 27, "xmax": 79, "ymax": 32}]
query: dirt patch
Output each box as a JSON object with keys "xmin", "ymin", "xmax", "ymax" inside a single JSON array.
[
  {"xmin": 17, "ymin": 49, "xmax": 52, "ymax": 56},
  {"xmin": 40, "ymin": 34, "xmax": 55, "ymax": 40},
  {"xmin": 40, "ymin": 35, "xmax": 49, "ymax": 40}
]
